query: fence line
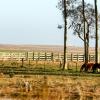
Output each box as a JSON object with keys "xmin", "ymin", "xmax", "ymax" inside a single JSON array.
[{"xmin": 0, "ymin": 51, "xmax": 96, "ymax": 62}]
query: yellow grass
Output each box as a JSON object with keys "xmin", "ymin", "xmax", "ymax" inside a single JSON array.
[{"xmin": 0, "ymin": 75, "xmax": 99, "ymax": 100}]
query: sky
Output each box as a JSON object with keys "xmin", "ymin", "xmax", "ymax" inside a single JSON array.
[{"xmin": 0, "ymin": 0, "xmax": 100, "ymax": 47}]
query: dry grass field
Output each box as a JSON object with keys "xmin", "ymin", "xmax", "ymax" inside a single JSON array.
[
  {"xmin": 0, "ymin": 44, "xmax": 97, "ymax": 53},
  {"xmin": 0, "ymin": 75, "xmax": 99, "ymax": 100},
  {"xmin": 0, "ymin": 44, "xmax": 99, "ymax": 100}
]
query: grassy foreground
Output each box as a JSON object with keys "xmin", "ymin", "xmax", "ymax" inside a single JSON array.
[
  {"xmin": 0, "ymin": 61, "xmax": 100, "ymax": 100},
  {"xmin": 0, "ymin": 75, "xmax": 100, "ymax": 100}
]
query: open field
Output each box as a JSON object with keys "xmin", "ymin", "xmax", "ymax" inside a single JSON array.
[
  {"xmin": 0, "ymin": 44, "xmax": 99, "ymax": 62},
  {"xmin": 0, "ymin": 60, "xmax": 100, "ymax": 78},
  {"xmin": 0, "ymin": 44, "xmax": 99, "ymax": 100},
  {"xmin": 0, "ymin": 44, "xmax": 98, "ymax": 53},
  {"xmin": 0, "ymin": 61, "xmax": 83, "ymax": 74},
  {"xmin": 0, "ymin": 75, "xmax": 99, "ymax": 100}
]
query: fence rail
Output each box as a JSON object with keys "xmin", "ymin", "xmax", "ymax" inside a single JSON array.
[{"xmin": 0, "ymin": 51, "xmax": 96, "ymax": 62}]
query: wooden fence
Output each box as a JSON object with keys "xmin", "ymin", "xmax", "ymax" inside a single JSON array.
[
  {"xmin": 27, "ymin": 52, "xmax": 95, "ymax": 62},
  {"xmin": 0, "ymin": 51, "xmax": 96, "ymax": 62}
]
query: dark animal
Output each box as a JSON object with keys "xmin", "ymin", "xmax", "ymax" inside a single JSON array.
[
  {"xmin": 92, "ymin": 63, "xmax": 100, "ymax": 73},
  {"xmin": 80, "ymin": 63, "xmax": 94, "ymax": 72},
  {"xmin": 80, "ymin": 63, "xmax": 86, "ymax": 72}
]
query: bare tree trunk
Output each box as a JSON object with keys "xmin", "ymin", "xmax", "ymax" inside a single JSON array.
[
  {"xmin": 94, "ymin": 0, "xmax": 98, "ymax": 63},
  {"xmin": 63, "ymin": 0, "xmax": 67, "ymax": 70},
  {"xmin": 82, "ymin": 0, "xmax": 88, "ymax": 65},
  {"xmin": 86, "ymin": 23, "xmax": 90, "ymax": 64},
  {"xmin": 86, "ymin": 33, "xmax": 89, "ymax": 63}
]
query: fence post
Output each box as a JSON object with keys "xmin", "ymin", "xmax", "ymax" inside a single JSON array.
[
  {"xmin": 71, "ymin": 53, "xmax": 73, "ymax": 61},
  {"xmin": 51, "ymin": 52, "xmax": 53, "ymax": 61},
  {"xmin": 45, "ymin": 52, "xmax": 47, "ymax": 61},
  {"xmin": 26, "ymin": 52, "xmax": 28, "ymax": 61},
  {"xmin": 38, "ymin": 52, "xmax": 40, "ymax": 61},
  {"xmin": 33, "ymin": 52, "xmax": 34, "ymax": 61},
  {"xmin": 77, "ymin": 53, "xmax": 79, "ymax": 61},
  {"xmin": 21, "ymin": 58, "xmax": 24, "ymax": 67}
]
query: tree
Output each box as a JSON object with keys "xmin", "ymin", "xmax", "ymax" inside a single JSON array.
[
  {"xmin": 57, "ymin": 0, "xmax": 78, "ymax": 70},
  {"xmin": 94, "ymin": 0, "xmax": 98, "ymax": 63},
  {"xmin": 82, "ymin": 0, "xmax": 87, "ymax": 65},
  {"xmin": 63, "ymin": 0, "xmax": 67, "ymax": 70},
  {"xmin": 68, "ymin": 1, "xmax": 95, "ymax": 65}
]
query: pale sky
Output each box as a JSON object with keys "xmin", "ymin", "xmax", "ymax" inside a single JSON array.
[{"xmin": 0, "ymin": 0, "xmax": 100, "ymax": 47}]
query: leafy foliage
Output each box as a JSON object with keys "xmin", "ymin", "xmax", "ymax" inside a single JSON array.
[
  {"xmin": 68, "ymin": 2, "xmax": 95, "ymax": 41},
  {"xmin": 57, "ymin": 0, "xmax": 97, "ymax": 40},
  {"xmin": 57, "ymin": 0, "xmax": 79, "ymax": 19}
]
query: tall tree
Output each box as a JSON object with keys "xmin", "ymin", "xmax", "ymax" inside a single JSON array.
[
  {"xmin": 68, "ymin": 1, "xmax": 95, "ymax": 66},
  {"xmin": 94, "ymin": 0, "xmax": 98, "ymax": 63},
  {"xmin": 57, "ymin": 0, "xmax": 78, "ymax": 70},
  {"xmin": 63, "ymin": 0, "xmax": 67, "ymax": 70},
  {"xmin": 82, "ymin": 0, "xmax": 88, "ymax": 65}
]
